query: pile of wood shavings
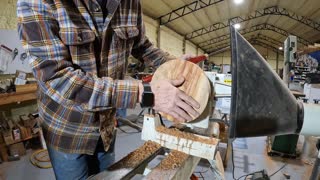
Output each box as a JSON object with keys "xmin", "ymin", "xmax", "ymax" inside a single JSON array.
[
  {"xmin": 156, "ymin": 126, "xmax": 217, "ymax": 145},
  {"xmin": 159, "ymin": 150, "xmax": 189, "ymax": 170},
  {"xmin": 108, "ymin": 141, "xmax": 161, "ymax": 170}
]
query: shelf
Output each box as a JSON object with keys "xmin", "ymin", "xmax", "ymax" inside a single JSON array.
[
  {"xmin": 6, "ymin": 133, "xmax": 38, "ymax": 146},
  {"xmin": 0, "ymin": 90, "xmax": 37, "ymax": 106}
]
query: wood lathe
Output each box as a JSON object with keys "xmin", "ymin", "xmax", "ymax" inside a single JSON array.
[
  {"xmin": 90, "ymin": 25, "xmax": 320, "ymax": 180},
  {"xmin": 89, "ymin": 56, "xmax": 228, "ymax": 180}
]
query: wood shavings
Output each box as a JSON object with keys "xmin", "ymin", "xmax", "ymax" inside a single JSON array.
[
  {"xmin": 156, "ymin": 126, "xmax": 218, "ymax": 145},
  {"xmin": 108, "ymin": 141, "xmax": 161, "ymax": 170},
  {"xmin": 159, "ymin": 150, "xmax": 188, "ymax": 170}
]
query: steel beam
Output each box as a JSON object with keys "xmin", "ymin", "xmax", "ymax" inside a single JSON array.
[
  {"xmin": 185, "ymin": 22, "xmax": 229, "ymax": 40},
  {"xmin": 208, "ymin": 38, "xmax": 282, "ymax": 55},
  {"xmin": 158, "ymin": 0, "xmax": 224, "ymax": 25},
  {"xmin": 206, "ymin": 34, "xmax": 281, "ymax": 52},
  {"xmin": 186, "ymin": 6, "xmax": 319, "ymax": 40},
  {"xmin": 251, "ymin": 40, "xmax": 282, "ymax": 53},
  {"xmin": 201, "ymin": 23, "xmax": 310, "ymax": 50},
  {"xmin": 254, "ymin": 34, "xmax": 282, "ymax": 47}
]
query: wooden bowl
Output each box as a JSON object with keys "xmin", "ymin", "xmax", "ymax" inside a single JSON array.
[{"xmin": 152, "ymin": 59, "xmax": 210, "ymax": 122}]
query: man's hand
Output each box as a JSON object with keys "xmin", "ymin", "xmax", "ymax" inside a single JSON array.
[{"xmin": 148, "ymin": 77, "xmax": 200, "ymax": 123}]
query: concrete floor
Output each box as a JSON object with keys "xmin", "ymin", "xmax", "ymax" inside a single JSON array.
[
  {"xmin": 0, "ymin": 107, "xmax": 316, "ymax": 180},
  {"xmin": 225, "ymin": 137, "xmax": 314, "ymax": 180}
]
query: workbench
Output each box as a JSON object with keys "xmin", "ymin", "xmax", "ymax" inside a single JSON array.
[{"xmin": 0, "ymin": 86, "xmax": 37, "ymax": 106}]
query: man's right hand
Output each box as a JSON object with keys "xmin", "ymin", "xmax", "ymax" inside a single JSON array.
[{"xmin": 149, "ymin": 77, "xmax": 200, "ymax": 123}]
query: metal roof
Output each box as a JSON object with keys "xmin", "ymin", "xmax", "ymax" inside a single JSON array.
[{"xmin": 142, "ymin": 0, "xmax": 320, "ymax": 53}]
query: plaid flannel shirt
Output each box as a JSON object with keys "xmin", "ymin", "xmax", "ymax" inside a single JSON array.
[{"xmin": 17, "ymin": 0, "xmax": 171, "ymax": 155}]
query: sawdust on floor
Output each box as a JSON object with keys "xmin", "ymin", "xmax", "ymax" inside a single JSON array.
[
  {"xmin": 108, "ymin": 141, "xmax": 161, "ymax": 170},
  {"xmin": 159, "ymin": 150, "xmax": 189, "ymax": 170},
  {"xmin": 156, "ymin": 126, "xmax": 218, "ymax": 145}
]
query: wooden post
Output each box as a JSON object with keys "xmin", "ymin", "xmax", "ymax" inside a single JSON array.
[
  {"xmin": 276, "ymin": 51, "xmax": 279, "ymax": 74},
  {"xmin": 182, "ymin": 37, "xmax": 186, "ymax": 54},
  {"xmin": 157, "ymin": 22, "xmax": 161, "ymax": 48}
]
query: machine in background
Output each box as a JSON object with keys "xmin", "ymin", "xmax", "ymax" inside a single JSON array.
[{"xmin": 229, "ymin": 26, "xmax": 320, "ymax": 180}]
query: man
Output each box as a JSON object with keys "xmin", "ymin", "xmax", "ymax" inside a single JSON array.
[{"xmin": 17, "ymin": 0, "xmax": 200, "ymax": 179}]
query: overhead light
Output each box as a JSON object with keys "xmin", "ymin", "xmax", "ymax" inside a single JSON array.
[
  {"xmin": 234, "ymin": 23, "xmax": 241, "ymax": 29},
  {"xmin": 279, "ymin": 47, "xmax": 283, "ymax": 50},
  {"xmin": 234, "ymin": 0, "xmax": 244, "ymax": 4}
]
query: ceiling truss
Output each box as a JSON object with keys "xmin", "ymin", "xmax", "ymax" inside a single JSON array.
[
  {"xmin": 185, "ymin": 6, "xmax": 319, "ymax": 43},
  {"xmin": 201, "ymin": 23, "xmax": 310, "ymax": 51},
  {"xmin": 252, "ymin": 34, "xmax": 282, "ymax": 47},
  {"xmin": 207, "ymin": 34, "xmax": 282, "ymax": 52},
  {"xmin": 208, "ymin": 38, "xmax": 283, "ymax": 55},
  {"xmin": 158, "ymin": 0, "xmax": 224, "ymax": 25},
  {"xmin": 251, "ymin": 40, "xmax": 283, "ymax": 53}
]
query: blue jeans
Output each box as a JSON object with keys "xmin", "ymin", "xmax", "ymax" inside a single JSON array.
[
  {"xmin": 47, "ymin": 137, "xmax": 115, "ymax": 180},
  {"xmin": 116, "ymin": 108, "xmax": 127, "ymax": 126}
]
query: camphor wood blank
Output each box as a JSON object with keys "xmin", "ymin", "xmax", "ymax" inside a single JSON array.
[{"xmin": 152, "ymin": 59, "xmax": 210, "ymax": 122}]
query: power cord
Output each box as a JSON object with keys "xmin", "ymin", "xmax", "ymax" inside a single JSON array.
[
  {"xmin": 269, "ymin": 163, "xmax": 287, "ymax": 177},
  {"xmin": 231, "ymin": 139, "xmax": 287, "ymax": 180}
]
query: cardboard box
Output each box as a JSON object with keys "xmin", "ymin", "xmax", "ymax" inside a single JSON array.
[
  {"xmin": 16, "ymin": 70, "xmax": 27, "ymax": 80},
  {"xmin": 17, "ymin": 124, "xmax": 32, "ymax": 139},
  {"xmin": 20, "ymin": 115, "xmax": 37, "ymax": 128},
  {"xmin": 12, "ymin": 128, "xmax": 21, "ymax": 141},
  {"xmin": 2, "ymin": 131, "xmax": 14, "ymax": 145},
  {"xmin": 9, "ymin": 142, "xmax": 26, "ymax": 156}
]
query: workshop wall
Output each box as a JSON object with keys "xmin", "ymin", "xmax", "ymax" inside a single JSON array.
[
  {"xmin": 210, "ymin": 51, "xmax": 231, "ymax": 65},
  {"xmin": 185, "ymin": 41, "xmax": 198, "ymax": 55},
  {"xmin": 142, "ymin": 15, "xmax": 202, "ymax": 58},
  {"xmin": 0, "ymin": 29, "xmax": 31, "ymax": 74},
  {"xmin": 210, "ymin": 46, "xmax": 284, "ymax": 71},
  {"xmin": 198, "ymin": 48, "xmax": 204, "ymax": 56},
  {"xmin": 0, "ymin": 2, "xmax": 203, "ymax": 75},
  {"xmin": 0, "ymin": 0, "xmax": 31, "ymax": 74},
  {"xmin": 256, "ymin": 46, "xmax": 284, "ymax": 70},
  {"xmin": 0, "ymin": 100, "xmax": 38, "ymax": 123},
  {"xmin": 159, "ymin": 26, "xmax": 184, "ymax": 57},
  {"xmin": 143, "ymin": 15, "xmax": 158, "ymax": 47},
  {"xmin": 0, "ymin": 0, "xmax": 17, "ymax": 30}
]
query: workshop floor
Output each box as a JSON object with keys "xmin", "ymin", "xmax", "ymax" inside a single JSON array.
[{"xmin": 0, "ymin": 107, "xmax": 315, "ymax": 180}]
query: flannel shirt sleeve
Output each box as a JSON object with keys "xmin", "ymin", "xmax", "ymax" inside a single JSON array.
[
  {"xmin": 131, "ymin": 2, "xmax": 175, "ymax": 68},
  {"xmin": 17, "ymin": 0, "xmax": 139, "ymax": 111}
]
